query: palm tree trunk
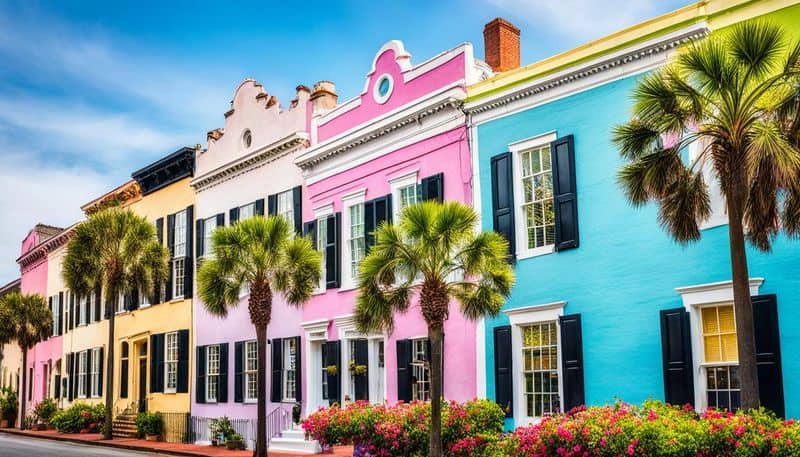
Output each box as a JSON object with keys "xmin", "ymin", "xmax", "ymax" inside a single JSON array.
[
  {"xmin": 19, "ymin": 349, "xmax": 27, "ymax": 430},
  {"xmin": 727, "ymin": 179, "xmax": 760, "ymax": 410},
  {"xmin": 428, "ymin": 325, "xmax": 444, "ymax": 457},
  {"xmin": 254, "ymin": 325, "xmax": 267, "ymax": 457},
  {"xmin": 104, "ymin": 300, "xmax": 115, "ymax": 440}
]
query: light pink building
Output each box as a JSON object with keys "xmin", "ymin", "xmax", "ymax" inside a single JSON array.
[
  {"xmin": 295, "ymin": 41, "xmax": 491, "ymax": 414},
  {"xmin": 16, "ymin": 224, "xmax": 65, "ymax": 420}
]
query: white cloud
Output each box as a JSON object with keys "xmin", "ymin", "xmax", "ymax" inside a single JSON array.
[{"xmin": 487, "ymin": 0, "xmax": 682, "ymax": 42}]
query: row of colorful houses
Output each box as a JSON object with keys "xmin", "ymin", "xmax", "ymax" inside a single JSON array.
[{"xmin": 4, "ymin": 0, "xmax": 800, "ymax": 449}]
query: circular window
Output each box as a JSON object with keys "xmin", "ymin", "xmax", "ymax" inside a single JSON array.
[
  {"xmin": 242, "ymin": 129, "xmax": 252, "ymax": 148},
  {"xmin": 373, "ymin": 74, "xmax": 393, "ymax": 104}
]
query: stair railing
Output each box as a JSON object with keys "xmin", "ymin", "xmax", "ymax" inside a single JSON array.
[{"xmin": 265, "ymin": 404, "xmax": 293, "ymax": 447}]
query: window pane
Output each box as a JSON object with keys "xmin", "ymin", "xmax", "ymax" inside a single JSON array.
[{"xmin": 521, "ymin": 322, "xmax": 559, "ymax": 418}]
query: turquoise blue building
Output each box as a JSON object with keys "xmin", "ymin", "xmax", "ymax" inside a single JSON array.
[{"xmin": 466, "ymin": 0, "xmax": 800, "ymax": 428}]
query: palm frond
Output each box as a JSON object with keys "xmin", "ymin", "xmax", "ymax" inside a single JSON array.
[
  {"xmin": 657, "ymin": 170, "xmax": 711, "ymax": 243},
  {"xmin": 611, "ymin": 120, "xmax": 662, "ymax": 161},
  {"xmin": 729, "ymin": 20, "xmax": 784, "ymax": 82}
]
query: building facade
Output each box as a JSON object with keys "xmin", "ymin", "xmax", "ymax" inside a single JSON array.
[
  {"xmin": 0, "ymin": 279, "xmax": 22, "ymax": 396},
  {"xmin": 190, "ymin": 80, "xmax": 310, "ymax": 439},
  {"xmin": 295, "ymin": 40, "xmax": 491, "ymax": 415},
  {"xmin": 468, "ymin": 0, "xmax": 800, "ymax": 429}
]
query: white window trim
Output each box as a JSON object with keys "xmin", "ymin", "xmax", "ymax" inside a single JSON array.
[
  {"xmin": 52, "ymin": 294, "xmax": 60, "ymax": 335},
  {"xmin": 164, "ymin": 331, "xmax": 179, "ymax": 394},
  {"xmin": 201, "ymin": 215, "xmax": 219, "ymax": 259},
  {"xmin": 510, "ymin": 132, "xmax": 557, "ymax": 260},
  {"xmin": 676, "ymin": 278, "xmax": 764, "ymax": 411},
  {"xmin": 77, "ymin": 351, "xmax": 88, "ymax": 399},
  {"xmin": 90, "ymin": 347, "xmax": 101, "ymax": 398},
  {"xmin": 504, "ymin": 300, "xmax": 566, "ymax": 426},
  {"xmin": 333, "ymin": 314, "xmax": 385, "ymax": 404},
  {"xmin": 312, "ymin": 204, "xmax": 334, "ymax": 295},
  {"xmin": 389, "ymin": 170, "xmax": 419, "ymax": 221},
  {"xmin": 688, "ymin": 139, "xmax": 727, "ymax": 230},
  {"xmin": 341, "ymin": 189, "xmax": 367, "ymax": 291},
  {"xmin": 239, "ymin": 202, "xmax": 256, "ymax": 221},
  {"xmin": 244, "ymin": 340, "xmax": 258, "ymax": 403},
  {"xmin": 205, "ymin": 344, "xmax": 220, "ymax": 403},
  {"xmin": 302, "ymin": 319, "xmax": 329, "ymax": 415},
  {"xmin": 282, "ymin": 339, "xmax": 297, "ymax": 402}
]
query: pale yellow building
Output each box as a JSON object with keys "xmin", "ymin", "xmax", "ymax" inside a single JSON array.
[{"xmin": 0, "ymin": 279, "xmax": 22, "ymax": 395}]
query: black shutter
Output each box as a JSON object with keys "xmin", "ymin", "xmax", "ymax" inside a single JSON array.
[
  {"xmin": 84, "ymin": 350, "xmax": 91, "ymax": 397},
  {"xmin": 255, "ymin": 198, "xmax": 265, "ymax": 216},
  {"xmin": 97, "ymin": 347, "xmax": 104, "ymax": 396},
  {"xmin": 325, "ymin": 341, "xmax": 341, "ymax": 406},
  {"xmin": 325, "ymin": 214, "xmax": 341, "ymax": 289},
  {"xmin": 490, "ymin": 152, "xmax": 516, "ymax": 260},
  {"xmin": 234, "ymin": 341, "xmax": 244, "ymax": 403},
  {"xmin": 396, "ymin": 339, "xmax": 412, "ymax": 402},
  {"xmin": 155, "ymin": 217, "xmax": 164, "ymax": 245},
  {"xmin": 165, "ymin": 214, "xmax": 175, "ymax": 302},
  {"xmin": 216, "ymin": 213, "xmax": 225, "ymax": 228},
  {"xmin": 292, "ymin": 186, "xmax": 303, "ymax": 234},
  {"xmin": 229, "ymin": 207, "xmax": 240, "ymax": 225},
  {"xmin": 267, "ymin": 194, "xmax": 277, "ymax": 216},
  {"xmin": 54, "ymin": 375, "xmax": 61, "ymax": 398},
  {"xmin": 354, "ymin": 339, "xmax": 369, "ymax": 401},
  {"xmin": 219, "ymin": 343, "xmax": 229, "ymax": 403},
  {"xmin": 752, "ymin": 294, "xmax": 784, "ymax": 417},
  {"xmin": 551, "ymin": 135, "xmax": 579, "ymax": 251},
  {"xmin": 150, "ymin": 334, "xmax": 164, "ymax": 393},
  {"xmin": 154, "ymin": 218, "xmax": 164, "ymax": 304},
  {"xmin": 94, "ymin": 289, "xmax": 103, "ymax": 320},
  {"xmin": 102, "ymin": 289, "xmax": 111, "ymax": 319},
  {"xmin": 68, "ymin": 293, "xmax": 74, "ymax": 331},
  {"xmin": 559, "ymin": 313, "xmax": 585, "ymax": 411},
  {"xmin": 48, "ymin": 296, "xmax": 54, "ymax": 337},
  {"xmin": 421, "ymin": 173, "xmax": 444, "ymax": 202},
  {"xmin": 177, "ymin": 329, "xmax": 189, "ymax": 393},
  {"xmin": 271, "ymin": 338, "xmax": 283, "ymax": 402},
  {"xmin": 660, "ymin": 307, "xmax": 693, "ymax": 406},
  {"xmin": 365, "ymin": 195, "xmax": 392, "ymax": 250},
  {"xmin": 303, "ymin": 221, "xmax": 317, "ymax": 249},
  {"xmin": 196, "ymin": 218, "xmax": 205, "ymax": 259},
  {"xmin": 184, "ymin": 206, "xmax": 194, "ymax": 299},
  {"xmin": 58, "ymin": 292, "xmax": 64, "ymax": 335},
  {"xmin": 120, "ymin": 353, "xmax": 129, "ymax": 399},
  {"xmin": 294, "ymin": 336, "xmax": 302, "ymax": 402},
  {"xmin": 196, "ymin": 346, "xmax": 206, "ymax": 404},
  {"xmin": 66, "ymin": 353, "xmax": 74, "ymax": 402},
  {"xmin": 493, "ymin": 326, "xmax": 513, "ymax": 417}
]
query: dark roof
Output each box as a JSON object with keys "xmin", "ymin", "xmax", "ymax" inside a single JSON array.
[{"xmin": 131, "ymin": 147, "xmax": 196, "ymax": 196}]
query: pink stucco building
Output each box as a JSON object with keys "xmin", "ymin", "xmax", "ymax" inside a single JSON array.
[
  {"xmin": 16, "ymin": 224, "xmax": 65, "ymax": 421},
  {"xmin": 295, "ymin": 41, "xmax": 491, "ymax": 414}
]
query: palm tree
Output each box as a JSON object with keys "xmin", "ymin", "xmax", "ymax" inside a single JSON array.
[
  {"xmin": 197, "ymin": 215, "xmax": 321, "ymax": 457},
  {"xmin": 62, "ymin": 207, "xmax": 169, "ymax": 439},
  {"xmin": 612, "ymin": 21, "xmax": 800, "ymax": 410},
  {"xmin": 0, "ymin": 292, "xmax": 52, "ymax": 429},
  {"xmin": 355, "ymin": 201, "xmax": 514, "ymax": 457}
]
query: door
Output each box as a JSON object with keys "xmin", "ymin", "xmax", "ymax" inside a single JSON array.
[{"xmin": 137, "ymin": 342, "xmax": 148, "ymax": 413}]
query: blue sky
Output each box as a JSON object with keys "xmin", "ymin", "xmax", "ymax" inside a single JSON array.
[{"xmin": 0, "ymin": 0, "xmax": 690, "ymax": 283}]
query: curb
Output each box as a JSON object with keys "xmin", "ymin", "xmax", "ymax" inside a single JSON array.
[{"xmin": 0, "ymin": 429, "xmax": 218, "ymax": 457}]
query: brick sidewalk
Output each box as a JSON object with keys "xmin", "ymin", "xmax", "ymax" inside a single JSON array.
[{"xmin": 0, "ymin": 428, "xmax": 353, "ymax": 457}]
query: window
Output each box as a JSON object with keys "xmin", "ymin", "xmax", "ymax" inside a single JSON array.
[
  {"xmin": 519, "ymin": 145, "xmax": 555, "ymax": 251},
  {"xmin": 206, "ymin": 345, "xmax": 220, "ymax": 402},
  {"xmin": 77, "ymin": 351, "xmax": 87, "ymax": 398},
  {"xmin": 348, "ymin": 203, "xmax": 365, "ymax": 280},
  {"xmin": 276, "ymin": 190, "xmax": 294, "ymax": 225},
  {"xmin": 140, "ymin": 291, "xmax": 150, "ymax": 308},
  {"xmin": 203, "ymin": 216, "xmax": 218, "ymax": 258},
  {"xmin": 316, "ymin": 217, "xmax": 327, "ymax": 291},
  {"xmin": 399, "ymin": 184, "xmax": 420, "ymax": 211},
  {"xmin": 411, "ymin": 339, "xmax": 430, "ymax": 401},
  {"xmin": 51, "ymin": 294, "xmax": 60, "ymax": 336},
  {"xmin": 117, "ymin": 292, "xmax": 125, "ymax": 314},
  {"xmin": 64, "ymin": 296, "xmax": 70, "ymax": 334},
  {"xmin": 239, "ymin": 203, "xmax": 255, "ymax": 221},
  {"xmin": 90, "ymin": 348, "xmax": 101, "ymax": 397},
  {"xmin": 373, "ymin": 74, "xmax": 394, "ymax": 104},
  {"xmin": 172, "ymin": 210, "xmax": 187, "ymax": 299},
  {"xmin": 283, "ymin": 339, "xmax": 297, "ymax": 401},
  {"xmin": 321, "ymin": 348, "xmax": 328, "ymax": 400},
  {"xmin": 164, "ymin": 332, "xmax": 179, "ymax": 393},
  {"xmin": 245, "ymin": 341, "xmax": 258, "ymax": 402},
  {"xmin": 79, "ymin": 296, "xmax": 88, "ymax": 325},
  {"xmin": 701, "ymin": 304, "xmax": 740, "ymax": 410},
  {"xmin": 521, "ymin": 322, "xmax": 560, "ymax": 417},
  {"xmin": 89, "ymin": 293, "xmax": 97, "ymax": 321},
  {"xmin": 242, "ymin": 129, "xmax": 252, "ymax": 149},
  {"xmin": 348, "ymin": 339, "xmax": 358, "ymax": 400}
]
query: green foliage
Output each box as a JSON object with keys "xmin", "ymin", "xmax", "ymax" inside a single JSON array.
[
  {"xmin": 0, "ymin": 387, "xmax": 18, "ymax": 420},
  {"xmin": 0, "ymin": 292, "xmax": 51, "ymax": 351},
  {"xmin": 209, "ymin": 416, "xmax": 236, "ymax": 442},
  {"xmin": 49, "ymin": 403, "xmax": 104, "ymax": 433},
  {"xmin": 32, "ymin": 398, "xmax": 58, "ymax": 423},
  {"xmin": 135, "ymin": 411, "xmax": 163, "ymax": 437}
]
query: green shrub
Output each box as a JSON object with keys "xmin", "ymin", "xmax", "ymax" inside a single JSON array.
[
  {"xmin": 0, "ymin": 388, "xmax": 18, "ymax": 420},
  {"xmin": 49, "ymin": 403, "xmax": 104, "ymax": 433},
  {"xmin": 32, "ymin": 398, "xmax": 58, "ymax": 423},
  {"xmin": 135, "ymin": 411, "xmax": 163, "ymax": 438},
  {"xmin": 209, "ymin": 416, "xmax": 236, "ymax": 442}
]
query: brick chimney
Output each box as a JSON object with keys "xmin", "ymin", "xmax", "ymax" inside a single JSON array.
[
  {"xmin": 483, "ymin": 18, "xmax": 520, "ymax": 73},
  {"xmin": 310, "ymin": 81, "xmax": 338, "ymax": 114}
]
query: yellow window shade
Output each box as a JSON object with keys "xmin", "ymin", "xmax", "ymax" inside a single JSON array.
[
  {"xmin": 718, "ymin": 306, "xmax": 736, "ymax": 333},
  {"xmin": 702, "ymin": 307, "xmax": 719, "ymax": 333},
  {"xmin": 702, "ymin": 304, "xmax": 738, "ymax": 363}
]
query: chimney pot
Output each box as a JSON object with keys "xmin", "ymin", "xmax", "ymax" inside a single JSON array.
[
  {"xmin": 310, "ymin": 80, "xmax": 338, "ymax": 113},
  {"xmin": 483, "ymin": 17, "xmax": 520, "ymax": 73}
]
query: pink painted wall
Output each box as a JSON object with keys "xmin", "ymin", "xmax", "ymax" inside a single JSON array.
[{"xmin": 18, "ymin": 229, "xmax": 62, "ymax": 413}]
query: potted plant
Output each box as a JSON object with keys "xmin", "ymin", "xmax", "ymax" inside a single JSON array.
[
  {"xmin": 225, "ymin": 432, "xmax": 244, "ymax": 450},
  {"xmin": 349, "ymin": 360, "xmax": 367, "ymax": 376},
  {"xmin": 209, "ymin": 416, "xmax": 235, "ymax": 447},
  {"xmin": 0, "ymin": 388, "xmax": 17, "ymax": 428},
  {"xmin": 135, "ymin": 411, "xmax": 163, "ymax": 441},
  {"xmin": 325, "ymin": 364, "xmax": 338, "ymax": 376},
  {"xmin": 32, "ymin": 398, "xmax": 58, "ymax": 430}
]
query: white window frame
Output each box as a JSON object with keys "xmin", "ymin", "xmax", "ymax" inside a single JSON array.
[
  {"xmin": 140, "ymin": 290, "xmax": 150, "ymax": 308},
  {"xmin": 301, "ymin": 319, "xmax": 329, "ymax": 415},
  {"xmin": 206, "ymin": 345, "xmax": 220, "ymax": 403},
  {"xmin": 64, "ymin": 295, "xmax": 70, "ymax": 334},
  {"xmin": 172, "ymin": 210, "xmax": 187, "ymax": 299},
  {"xmin": 117, "ymin": 292, "xmax": 125, "ymax": 314},
  {"xmin": 51, "ymin": 294, "xmax": 60, "ymax": 335},
  {"xmin": 283, "ymin": 338, "xmax": 297, "ymax": 402},
  {"xmin": 688, "ymin": 139, "xmax": 727, "ymax": 230},
  {"xmin": 676, "ymin": 278, "xmax": 763, "ymax": 411},
  {"xmin": 244, "ymin": 340, "xmax": 258, "ymax": 403},
  {"xmin": 202, "ymin": 215, "xmax": 218, "ymax": 258},
  {"xmin": 313, "ymin": 204, "xmax": 334, "ymax": 294},
  {"xmin": 389, "ymin": 170, "xmax": 419, "ymax": 221},
  {"xmin": 89, "ymin": 292, "xmax": 97, "ymax": 321},
  {"xmin": 164, "ymin": 331, "xmax": 179, "ymax": 393},
  {"xmin": 510, "ymin": 132, "xmax": 557, "ymax": 260},
  {"xmin": 276, "ymin": 189, "xmax": 295, "ymax": 226},
  {"xmin": 90, "ymin": 347, "xmax": 101, "ymax": 398},
  {"xmin": 239, "ymin": 202, "xmax": 256, "ymax": 221},
  {"xmin": 77, "ymin": 351, "xmax": 88, "ymax": 398},
  {"xmin": 410, "ymin": 338, "xmax": 430, "ymax": 402},
  {"xmin": 341, "ymin": 190, "xmax": 366, "ymax": 290},
  {"xmin": 333, "ymin": 314, "xmax": 385, "ymax": 406},
  {"xmin": 504, "ymin": 300, "xmax": 566, "ymax": 426},
  {"xmin": 79, "ymin": 296, "xmax": 88, "ymax": 325}
]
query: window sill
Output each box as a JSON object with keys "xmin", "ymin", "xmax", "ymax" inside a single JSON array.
[
  {"xmin": 281, "ymin": 399, "xmax": 297, "ymax": 403},
  {"xmin": 244, "ymin": 399, "xmax": 258, "ymax": 404},
  {"xmin": 164, "ymin": 390, "xmax": 177, "ymax": 395},
  {"xmin": 699, "ymin": 361, "xmax": 738, "ymax": 367},
  {"xmin": 338, "ymin": 283, "xmax": 357, "ymax": 293},
  {"xmin": 516, "ymin": 245, "xmax": 555, "ymax": 261},
  {"xmin": 170, "ymin": 297, "xmax": 184, "ymax": 303}
]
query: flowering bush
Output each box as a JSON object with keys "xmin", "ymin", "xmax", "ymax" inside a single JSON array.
[
  {"xmin": 302, "ymin": 399, "xmax": 504, "ymax": 457},
  {"xmin": 49, "ymin": 403, "xmax": 104, "ymax": 434}
]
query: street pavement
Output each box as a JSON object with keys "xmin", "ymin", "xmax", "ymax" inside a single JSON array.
[{"xmin": 0, "ymin": 432, "xmax": 166, "ymax": 457}]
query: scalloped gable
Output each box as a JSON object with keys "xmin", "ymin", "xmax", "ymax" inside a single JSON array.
[
  {"xmin": 314, "ymin": 41, "xmax": 476, "ymax": 144},
  {"xmin": 197, "ymin": 79, "xmax": 310, "ymax": 178}
]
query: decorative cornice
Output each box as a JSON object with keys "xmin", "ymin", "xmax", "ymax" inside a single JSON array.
[
  {"xmin": 191, "ymin": 133, "xmax": 309, "ymax": 192},
  {"xmin": 131, "ymin": 147, "xmax": 195, "ymax": 196},
  {"xmin": 296, "ymin": 93, "xmax": 463, "ymax": 170},
  {"xmin": 465, "ymin": 25, "xmax": 709, "ymax": 116},
  {"xmin": 16, "ymin": 224, "xmax": 77, "ymax": 269},
  {"xmin": 81, "ymin": 180, "xmax": 142, "ymax": 215}
]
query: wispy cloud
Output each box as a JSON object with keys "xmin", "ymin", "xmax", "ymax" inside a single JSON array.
[{"xmin": 486, "ymin": 0, "xmax": 687, "ymax": 43}]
